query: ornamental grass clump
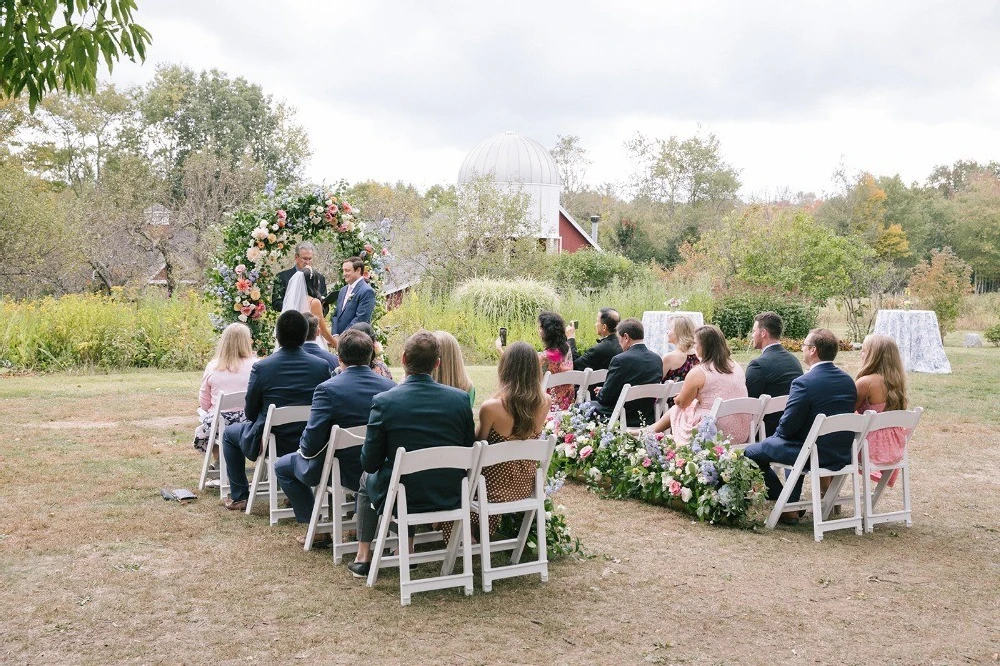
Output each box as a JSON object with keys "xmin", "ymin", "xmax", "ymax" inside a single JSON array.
[{"xmin": 453, "ymin": 278, "xmax": 559, "ymax": 323}]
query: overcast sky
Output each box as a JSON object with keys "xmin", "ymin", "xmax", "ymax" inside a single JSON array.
[{"xmin": 105, "ymin": 0, "xmax": 1000, "ymax": 198}]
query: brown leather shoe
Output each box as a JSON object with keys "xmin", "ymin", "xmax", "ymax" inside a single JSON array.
[
  {"xmin": 223, "ymin": 497, "xmax": 247, "ymax": 511},
  {"xmin": 778, "ymin": 510, "xmax": 802, "ymax": 525}
]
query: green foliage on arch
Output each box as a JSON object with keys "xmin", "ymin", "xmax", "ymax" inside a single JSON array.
[{"xmin": 208, "ymin": 185, "xmax": 391, "ymax": 353}]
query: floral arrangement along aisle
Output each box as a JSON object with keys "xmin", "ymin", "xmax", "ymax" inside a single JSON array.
[
  {"xmin": 546, "ymin": 403, "xmax": 767, "ymax": 527},
  {"xmin": 208, "ymin": 185, "xmax": 391, "ymax": 353}
]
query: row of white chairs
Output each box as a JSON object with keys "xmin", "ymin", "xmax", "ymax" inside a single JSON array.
[
  {"xmin": 541, "ymin": 368, "xmax": 607, "ymax": 407},
  {"xmin": 765, "ymin": 407, "xmax": 923, "ymax": 542},
  {"xmin": 199, "ymin": 393, "xmax": 558, "ymax": 606}
]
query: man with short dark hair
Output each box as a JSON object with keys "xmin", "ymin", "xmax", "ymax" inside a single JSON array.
[
  {"xmin": 274, "ymin": 328, "xmax": 396, "ymax": 544},
  {"xmin": 347, "ymin": 330, "xmax": 476, "ymax": 578},
  {"xmin": 744, "ymin": 328, "xmax": 857, "ymax": 521},
  {"xmin": 302, "ymin": 312, "xmax": 339, "ymax": 374},
  {"xmin": 594, "ymin": 318, "xmax": 663, "ymax": 427},
  {"xmin": 272, "ymin": 242, "xmax": 329, "ymax": 313},
  {"xmin": 745, "ymin": 311, "xmax": 803, "ymax": 436},
  {"xmin": 567, "ymin": 307, "xmax": 623, "ymax": 375},
  {"xmin": 220, "ymin": 310, "xmax": 332, "ymax": 511},
  {"xmin": 332, "ymin": 256, "xmax": 375, "ymax": 336}
]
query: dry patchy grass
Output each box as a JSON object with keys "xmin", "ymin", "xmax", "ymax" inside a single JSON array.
[{"xmin": 0, "ymin": 350, "xmax": 998, "ymax": 665}]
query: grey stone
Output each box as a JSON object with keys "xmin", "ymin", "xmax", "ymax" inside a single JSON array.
[{"xmin": 964, "ymin": 333, "xmax": 984, "ymax": 348}]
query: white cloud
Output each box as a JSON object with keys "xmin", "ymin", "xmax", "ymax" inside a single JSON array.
[{"xmin": 105, "ymin": 0, "xmax": 1000, "ymax": 195}]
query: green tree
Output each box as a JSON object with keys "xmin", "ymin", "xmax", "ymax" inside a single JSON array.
[
  {"xmin": 0, "ymin": 0, "xmax": 151, "ymax": 111},
  {"xmin": 926, "ymin": 159, "xmax": 1000, "ymax": 198},
  {"xmin": 139, "ymin": 64, "xmax": 310, "ymax": 193},
  {"xmin": 908, "ymin": 247, "xmax": 973, "ymax": 335},
  {"xmin": 949, "ymin": 173, "xmax": 1000, "ymax": 279}
]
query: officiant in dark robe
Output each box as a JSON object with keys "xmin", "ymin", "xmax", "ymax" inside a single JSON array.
[{"xmin": 272, "ymin": 242, "xmax": 334, "ymax": 315}]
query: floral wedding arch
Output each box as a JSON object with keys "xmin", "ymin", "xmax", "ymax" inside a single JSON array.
[{"xmin": 208, "ymin": 185, "xmax": 391, "ymax": 353}]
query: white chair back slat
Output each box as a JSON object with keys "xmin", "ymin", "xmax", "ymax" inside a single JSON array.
[
  {"xmin": 610, "ymin": 382, "xmax": 674, "ymax": 428},
  {"xmin": 754, "ymin": 393, "xmax": 786, "ymax": 442},
  {"xmin": 709, "ymin": 395, "xmax": 768, "ymax": 446},
  {"xmin": 397, "ymin": 445, "xmax": 479, "ymax": 475}
]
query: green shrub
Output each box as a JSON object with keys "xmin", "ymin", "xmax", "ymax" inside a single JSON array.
[
  {"xmin": 985, "ymin": 323, "xmax": 1000, "ymax": 347},
  {"xmin": 453, "ymin": 278, "xmax": 559, "ymax": 323},
  {"xmin": 908, "ymin": 247, "xmax": 973, "ymax": 335},
  {"xmin": 0, "ymin": 291, "xmax": 216, "ymax": 371},
  {"xmin": 712, "ymin": 289, "xmax": 817, "ymax": 339},
  {"xmin": 550, "ymin": 250, "xmax": 643, "ymax": 291}
]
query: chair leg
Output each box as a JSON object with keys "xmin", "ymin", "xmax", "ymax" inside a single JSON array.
[
  {"xmin": 246, "ymin": 458, "xmax": 265, "ymax": 515},
  {"xmin": 198, "ymin": 438, "xmax": 214, "ymax": 491},
  {"xmin": 398, "ymin": 519, "xmax": 411, "ymax": 607},
  {"xmin": 268, "ymin": 455, "xmax": 279, "ymax": 525},
  {"xmin": 766, "ymin": 466, "xmax": 803, "ymax": 529},
  {"xmin": 535, "ymin": 500, "xmax": 548, "ymax": 583},
  {"xmin": 461, "ymin": 503, "xmax": 474, "ymax": 596},
  {"xmin": 442, "ymin": 519, "xmax": 462, "ymax": 576},
  {"xmin": 366, "ymin": 507, "xmax": 392, "ymax": 589},
  {"xmin": 810, "ymin": 471, "xmax": 824, "ymax": 542},
  {"xmin": 851, "ymin": 470, "xmax": 863, "ymax": 535},
  {"xmin": 863, "ymin": 469, "xmax": 875, "ymax": 533},
  {"xmin": 218, "ymin": 440, "xmax": 230, "ymax": 500},
  {"xmin": 901, "ymin": 462, "xmax": 913, "ymax": 527},
  {"xmin": 305, "ymin": 466, "xmax": 331, "ymax": 552},
  {"xmin": 479, "ymin": 506, "xmax": 493, "ymax": 592},
  {"xmin": 511, "ymin": 509, "xmax": 535, "ymax": 565},
  {"xmin": 821, "ymin": 475, "xmax": 846, "ymax": 520}
]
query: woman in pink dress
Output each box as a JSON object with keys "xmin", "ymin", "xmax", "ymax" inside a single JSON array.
[
  {"xmin": 855, "ymin": 334, "xmax": 909, "ymax": 486},
  {"xmin": 649, "ymin": 325, "xmax": 751, "ymax": 446},
  {"xmin": 194, "ymin": 323, "xmax": 257, "ymax": 461},
  {"xmin": 537, "ymin": 311, "xmax": 575, "ymax": 411}
]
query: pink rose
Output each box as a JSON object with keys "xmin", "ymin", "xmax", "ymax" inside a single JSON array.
[
  {"xmin": 669, "ymin": 480, "xmax": 682, "ymax": 496},
  {"xmin": 276, "ymin": 210, "xmax": 287, "ymax": 220},
  {"xmin": 665, "ymin": 449, "xmax": 675, "ymax": 461},
  {"xmin": 714, "ymin": 446, "xmax": 725, "ymax": 456},
  {"xmin": 234, "ymin": 264, "xmax": 246, "ymax": 274},
  {"xmin": 325, "ymin": 211, "xmax": 335, "ymax": 222},
  {"xmin": 579, "ymin": 445, "xmax": 593, "ymax": 459},
  {"xmin": 240, "ymin": 305, "xmax": 254, "ymax": 317},
  {"xmin": 381, "ymin": 247, "xmax": 389, "ymax": 256},
  {"xmin": 642, "ymin": 457, "xmax": 652, "ymax": 468},
  {"xmin": 564, "ymin": 433, "xmax": 576, "ymax": 443},
  {"xmin": 254, "ymin": 302, "xmax": 266, "ymax": 315},
  {"xmin": 676, "ymin": 457, "xmax": 685, "ymax": 468},
  {"xmin": 327, "ymin": 204, "xmax": 339, "ymax": 216},
  {"xmin": 342, "ymin": 203, "xmax": 353, "ymax": 214}
]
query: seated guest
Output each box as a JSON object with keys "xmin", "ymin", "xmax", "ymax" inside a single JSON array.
[
  {"xmin": 537, "ymin": 311, "xmax": 575, "ymax": 411},
  {"xmin": 567, "ymin": 307, "xmax": 622, "ymax": 372},
  {"xmin": 661, "ymin": 315, "xmax": 699, "ymax": 382},
  {"xmin": 594, "ymin": 318, "xmax": 663, "ymax": 427},
  {"xmin": 302, "ymin": 312, "xmax": 339, "ymax": 374},
  {"xmin": 745, "ymin": 311, "xmax": 803, "ymax": 437},
  {"xmin": 195, "ymin": 323, "xmax": 257, "ymax": 462},
  {"xmin": 347, "ymin": 322, "xmax": 393, "ymax": 380},
  {"xmin": 432, "ymin": 330, "xmax": 476, "ymax": 407},
  {"xmin": 650, "ymin": 325, "xmax": 751, "ymax": 446},
  {"xmin": 442, "ymin": 341, "xmax": 551, "ymax": 543},
  {"xmin": 348, "ymin": 331, "xmax": 476, "ymax": 578},
  {"xmin": 744, "ymin": 328, "xmax": 857, "ymax": 522},
  {"xmin": 855, "ymin": 334, "xmax": 909, "ymax": 487},
  {"xmin": 274, "ymin": 329, "xmax": 396, "ymax": 545},
  {"xmin": 220, "ymin": 311, "xmax": 332, "ymax": 511}
]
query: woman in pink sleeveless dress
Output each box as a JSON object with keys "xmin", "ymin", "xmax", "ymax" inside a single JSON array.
[
  {"xmin": 855, "ymin": 334, "xmax": 909, "ymax": 486},
  {"xmin": 537, "ymin": 311, "xmax": 576, "ymax": 411},
  {"xmin": 649, "ymin": 325, "xmax": 751, "ymax": 446}
]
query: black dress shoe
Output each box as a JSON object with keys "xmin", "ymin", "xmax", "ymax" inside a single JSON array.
[{"xmin": 347, "ymin": 561, "xmax": 371, "ymax": 578}]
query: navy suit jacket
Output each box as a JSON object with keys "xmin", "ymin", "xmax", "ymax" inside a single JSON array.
[
  {"xmin": 595, "ymin": 343, "xmax": 664, "ymax": 427},
  {"xmin": 239, "ymin": 346, "xmax": 332, "ymax": 461},
  {"xmin": 745, "ymin": 344, "xmax": 804, "ymax": 436},
  {"xmin": 361, "ymin": 374, "xmax": 476, "ymax": 513},
  {"xmin": 569, "ymin": 334, "xmax": 622, "ymax": 372},
  {"xmin": 758, "ymin": 362, "xmax": 858, "ymax": 469},
  {"xmin": 333, "ymin": 279, "xmax": 375, "ymax": 335},
  {"xmin": 302, "ymin": 341, "xmax": 339, "ymax": 374},
  {"xmin": 295, "ymin": 365, "xmax": 396, "ymax": 491}
]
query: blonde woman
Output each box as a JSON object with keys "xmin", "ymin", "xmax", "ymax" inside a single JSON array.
[
  {"xmin": 855, "ymin": 334, "xmax": 909, "ymax": 486},
  {"xmin": 662, "ymin": 315, "xmax": 699, "ymax": 382},
  {"xmin": 432, "ymin": 330, "xmax": 475, "ymax": 407},
  {"xmin": 194, "ymin": 323, "xmax": 257, "ymax": 460}
]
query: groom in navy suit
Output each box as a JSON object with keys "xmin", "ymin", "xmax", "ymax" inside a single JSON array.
[
  {"xmin": 220, "ymin": 310, "xmax": 332, "ymax": 511},
  {"xmin": 274, "ymin": 328, "xmax": 396, "ymax": 541},
  {"xmin": 744, "ymin": 328, "xmax": 857, "ymax": 514},
  {"xmin": 332, "ymin": 256, "xmax": 375, "ymax": 337}
]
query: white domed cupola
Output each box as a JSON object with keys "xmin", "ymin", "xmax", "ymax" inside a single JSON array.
[{"xmin": 458, "ymin": 131, "xmax": 562, "ymax": 243}]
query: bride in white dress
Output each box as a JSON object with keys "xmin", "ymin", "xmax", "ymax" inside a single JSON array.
[{"xmin": 279, "ymin": 267, "xmax": 338, "ymax": 350}]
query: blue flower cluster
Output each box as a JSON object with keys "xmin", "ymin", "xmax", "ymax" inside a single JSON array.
[
  {"xmin": 643, "ymin": 434, "xmax": 668, "ymax": 466},
  {"xmin": 693, "ymin": 415, "xmax": 719, "ymax": 452},
  {"xmin": 699, "ymin": 460, "xmax": 719, "ymax": 486},
  {"xmin": 544, "ymin": 475, "xmax": 565, "ymax": 497}
]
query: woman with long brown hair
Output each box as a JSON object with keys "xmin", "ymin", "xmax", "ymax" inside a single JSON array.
[
  {"xmin": 649, "ymin": 325, "xmax": 751, "ymax": 445},
  {"xmin": 442, "ymin": 341, "xmax": 551, "ymax": 542},
  {"xmin": 855, "ymin": 334, "xmax": 909, "ymax": 486}
]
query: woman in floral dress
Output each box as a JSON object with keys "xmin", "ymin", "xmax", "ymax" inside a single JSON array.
[{"xmin": 537, "ymin": 311, "xmax": 575, "ymax": 411}]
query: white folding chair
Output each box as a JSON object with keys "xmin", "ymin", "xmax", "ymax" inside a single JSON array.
[
  {"xmin": 765, "ymin": 412, "xmax": 873, "ymax": 542},
  {"xmin": 860, "ymin": 407, "xmax": 923, "ymax": 533},
  {"xmin": 709, "ymin": 395, "xmax": 769, "ymax": 447},
  {"xmin": 198, "ymin": 390, "xmax": 246, "ymax": 493},
  {"xmin": 580, "ymin": 368, "xmax": 607, "ymax": 402},
  {"xmin": 460, "ymin": 435, "xmax": 557, "ymax": 592},
  {"xmin": 367, "ymin": 443, "xmax": 483, "ymax": 606},
  {"xmin": 542, "ymin": 369, "xmax": 590, "ymax": 408},
  {"xmin": 245, "ymin": 404, "xmax": 311, "ymax": 523},
  {"xmin": 301, "ymin": 425, "xmax": 367, "ymax": 556},
  {"xmin": 608, "ymin": 381, "xmax": 675, "ymax": 429},
  {"xmin": 754, "ymin": 394, "xmax": 788, "ymax": 442}
]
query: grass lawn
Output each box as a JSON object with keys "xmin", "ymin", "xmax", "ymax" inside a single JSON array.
[{"xmin": 1, "ymin": 348, "xmax": 998, "ymax": 665}]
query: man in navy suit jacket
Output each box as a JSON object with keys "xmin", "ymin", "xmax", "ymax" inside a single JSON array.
[
  {"xmin": 745, "ymin": 312, "xmax": 803, "ymax": 437},
  {"xmin": 347, "ymin": 331, "xmax": 476, "ymax": 578},
  {"xmin": 332, "ymin": 256, "xmax": 375, "ymax": 336},
  {"xmin": 220, "ymin": 311, "xmax": 332, "ymax": 510},
  {"xmin": 274, "ymin": 329, "xmax": 395, "ymax": 538},
  {"xmin": 301, "ymin": 313, "xmax": 339, "ymax": 374},
  {"xmin": 744, "ymin": 328, "xmax": 857, "ymax": 507},
  {"xmin": 594, "ymin": 318, "xmax": 664, "ymax": 427}
]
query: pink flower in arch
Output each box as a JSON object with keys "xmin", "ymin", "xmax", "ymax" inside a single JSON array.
[
  {"xmin": 668, "ymin": 480, "xmax": 682, "ymax": 496},
  {"xmin": 642, "ymin": 457, "xmax": 652, "ymax": 468},
  {"xmin": 563, "ymin": 433, "xmax": 576, "ymax": 444},
  {"xmin": 579, "ymin": 445, "xmax": 594, "ymax": 459}
]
